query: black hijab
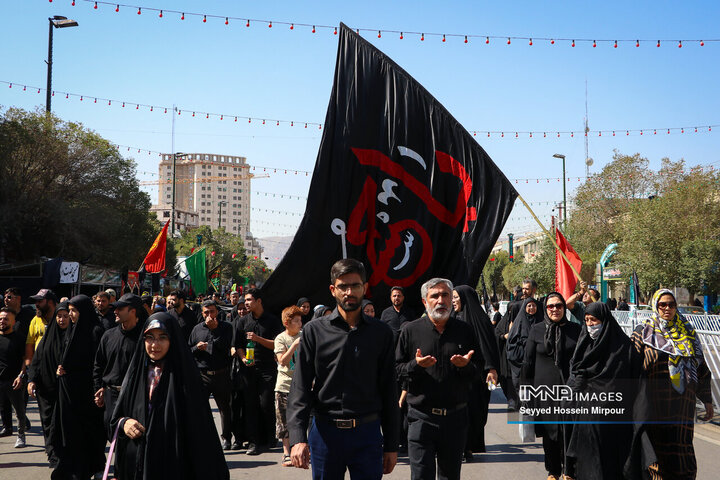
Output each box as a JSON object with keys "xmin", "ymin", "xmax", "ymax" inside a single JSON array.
[
  {"xmin": 568, "ymin": 302, "xmax": 635, "ymax": 392},
  {"xmin": 506, "ymin": 297, "xmax": 543, "ymax": 366},
  {"xmin": 29, "ymin": 301, "xmax": 70, "ymax": 397},
  {"xmin": 361, "ymin": 299, "xmax": 377, "ymax": 320},
  {"xmin": 51, "ymin": 294, "xmax": 106, "ymax": 478},
  {"xmin": 296, "ymin": 297, "xmax": 313, "ymax": 324},
  {"xmin": 454, "ymin": 285, "xmax": 500, "ymax": 371},
  {"xmin": 111, "ymin": 313, "xmax": 229, "ymax": 480},
  {"xmin": 543, "ymin": 292, "xmax": 569, "ymax": 368}
]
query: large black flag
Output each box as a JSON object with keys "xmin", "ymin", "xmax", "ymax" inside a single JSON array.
[{"xmin": 262, "ymin": 24, "xmax": 517, "ymax": 314}]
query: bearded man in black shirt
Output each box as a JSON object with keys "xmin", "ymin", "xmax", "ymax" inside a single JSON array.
[
  {"xmin": 93, "ymin": 293, "xmax": 147, "ymax": 438},
  {"xmin": 396, "ymin": 278, "xmax": 480, "ymax": 480},
  {"xmin": 288, "ymin": 259, "xmax": 399, "ymax": 479}
]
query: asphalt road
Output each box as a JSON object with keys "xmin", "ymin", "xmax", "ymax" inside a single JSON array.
[{"xmin": 1, "ymin": 390, "xmax": 719, "ymax": 479}]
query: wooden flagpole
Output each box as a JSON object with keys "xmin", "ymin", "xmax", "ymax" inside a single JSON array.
[{"xmin": 516, "ymin": 194, "xmax": 582, "ymax": 281}]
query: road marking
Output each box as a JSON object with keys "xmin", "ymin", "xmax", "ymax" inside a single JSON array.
[{"xmin": 695, "ymin": 432, "xmax": 720, "ymax": 447}]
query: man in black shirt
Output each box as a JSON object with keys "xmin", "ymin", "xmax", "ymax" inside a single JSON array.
[
  {"xmin": 93, "ymin": 293, "xmax": 146, "ymax": 438},
  {"xmin": 189, "ymin": 300, "xmax": 234, "ymax": 450},
  {"xmin": 0, "ymin": 308, "xmax": 27, "ymax": 447},
  {"xmin": 380, "ymin": 286, "xmax": 415, "ymax": 344},
  {"xmin": 288, "ymin": 259, "xmax": 399, "ymax": 479},
  {"xmin": 94, "ymin": 291, "xmax": 115, "ymax": 331},
  {"xmin": 235, "ymin": 288, "xmax": 283, "ymax": 455},
  {"xmin": 227, "ymin": 290, "xmax": 248, "ymax": 450},
  {"xmin": 396, "ymin": 278, "xmax": 479, "ymax": 480},
  {"xmin": 167, "ymin": 290, "xmax": 198, "ymax": 341}
]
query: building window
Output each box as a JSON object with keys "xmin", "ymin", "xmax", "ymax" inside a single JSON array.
[{"xmin": 163, "ymin": 211, "xmax": 170, "ymax": 218}]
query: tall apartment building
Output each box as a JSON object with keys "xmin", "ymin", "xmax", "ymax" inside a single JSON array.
[{"xmin": 153, "ymin": 152, "xmax": 263, "ymax": 257}]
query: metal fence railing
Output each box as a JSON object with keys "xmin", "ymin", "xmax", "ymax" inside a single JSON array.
[{"xmin": 614, "ymin": 311, "xmax": 720, "ymax": 412}]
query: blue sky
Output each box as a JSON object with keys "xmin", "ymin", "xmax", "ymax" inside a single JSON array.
[{"xmin": 3, "ymin": 1, "xmax": 719, "ymax": 243}]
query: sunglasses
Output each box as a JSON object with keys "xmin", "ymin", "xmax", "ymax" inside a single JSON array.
[
  {"xmin": 546, "ymin": 304, "xmax": 564, "ymax": 310},
  {"xmin": 657, "ymin": 301, "xmax": 676, "ymax": 309}
]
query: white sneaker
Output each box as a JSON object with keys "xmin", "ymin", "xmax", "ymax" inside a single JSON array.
[{"xmin": 14, "ymin": 433, "xmax": 26, "ymax": 448}]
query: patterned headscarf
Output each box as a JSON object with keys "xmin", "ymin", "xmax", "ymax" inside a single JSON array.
[{"xmin": 641, "ymin": 288, "xmax": 703, "ymax": 394}]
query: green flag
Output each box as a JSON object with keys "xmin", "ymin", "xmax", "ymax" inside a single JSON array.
[{"xmin": 185, "ymin": 248, "xmax": 207, "ymax": 295}]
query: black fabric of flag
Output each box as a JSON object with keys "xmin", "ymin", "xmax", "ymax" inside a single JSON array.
[{"xmin": 262, "ymin": 24, "xmax": 517, "ymax": 314}]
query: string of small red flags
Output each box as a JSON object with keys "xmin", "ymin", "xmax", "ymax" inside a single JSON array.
[
  {"xmin": 50, "ymin": 0, "xmax": 718, "ymax": 49},
  {"xmin": 4, "ymin": 80, "xmax": 717, "ymax": 139}
]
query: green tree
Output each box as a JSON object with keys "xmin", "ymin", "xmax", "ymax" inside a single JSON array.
[
  {"xmin": 0, "ymin": 107, "xmax": 157, "ymax": 267},
  {"xmin": 481, "ymin": 250, "xmax": 510, "ymax": 299},
  {"xmin": 616, "ymin": 159, "xmax": 720, "ymax": 294},
  {"xmin": 567, "ymin": 151, "xmax": 656, "ymax": 271}
]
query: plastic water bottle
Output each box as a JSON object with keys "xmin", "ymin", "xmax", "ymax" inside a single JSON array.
[{"xmin": 246, "ymin": 340, "xmax": 255, "ymax": 365}]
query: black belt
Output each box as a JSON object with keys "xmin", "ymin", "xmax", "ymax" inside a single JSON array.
[
  {"xmin": 414, "ymin": 403, "xmax": 467, "ymax": 416},
  {"xmin": 200, "ymin": 367, "xmax": 229, "ymax": 375},
  {"xmin": 107, "ymin": 385, "xmax": 122, "ymax": 392},
  {"xmin": 315, "ymin": 413, "xmax": 380, "ymax": 429}
]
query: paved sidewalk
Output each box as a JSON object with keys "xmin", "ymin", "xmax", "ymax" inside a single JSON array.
[{"xmin": 1, "ymin": 390, "xmax": 718, "ymax": 479}]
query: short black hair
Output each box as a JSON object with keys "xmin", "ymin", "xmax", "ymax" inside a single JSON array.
[
  {"xmin": 141, "ymin": 294, "xmax": 153, "ymax": 307},
  {"xmin": 245, "ymin": 288, "xmax": 261, "ymax": 301},
  {"xmin": 0, "ymin": 307, "xmax": 16, "ymax": 316},
  {"xmin": 523, "ymin": 278, "xmax": 538, "ymax": 289},
  {"xmin": 330, "ymin": 259, "xmax": 367, "ymax": 284},
  {"xmin": 513, "ymin": 286, "xmax": 523, "ymax": 296},
  {"xmin": 201, "ymin": 300, "xmax": 218, "ymax": 309},
  {"xmin": 169, "ymin": 290, "xmax": 186, "ymax": 301},
  {"xmin": 390, "ymin": 286, "xmax": 404, "ymax": 294},
  {"xmin": 4, "ymin": 288, "xmax": 21, "ymax": 296}
]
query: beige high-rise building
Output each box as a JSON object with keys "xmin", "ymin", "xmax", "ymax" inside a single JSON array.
[{"xmin": 152, "ymin": 152, "xmax": 263, "ymax": 257}]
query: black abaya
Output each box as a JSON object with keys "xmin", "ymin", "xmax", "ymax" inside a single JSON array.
[
  {"xmin": 566, "ymin": 302, "xmax": 640, "ymax": 480},
  {"xmin": 51, "ymin": 294, "xmax": 106, "ymax": 479},
  {"xmin": 454, "ymin": 285, "xmax": 501, "ymax": 453},
  {"xmin": 110, "ymin": 313, "xmax": 229, "ymax": 480}
]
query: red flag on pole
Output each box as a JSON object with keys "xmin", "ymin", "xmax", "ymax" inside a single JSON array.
[
  {"xmin": 142, "ymin": 220, "xmax": 170, "ymax": 273},
  {"xmin": 555, "ymin": 228, "xmax": 582, "ymax": 300}
]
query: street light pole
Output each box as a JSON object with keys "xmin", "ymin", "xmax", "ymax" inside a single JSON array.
[
  {"xmin": 553, "ymin": 154, "xmax": 567, "ymax": 230},
  {"xmin": 46, "ymin": 16, "xmax": 78, "ymax": 113},
  {"xmin": 170, "ymin": 152, "xmax": 187, "ymax": 236}
]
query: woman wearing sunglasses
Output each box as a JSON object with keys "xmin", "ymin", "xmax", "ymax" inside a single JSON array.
[
  {"xmin": 631, "ymin": 289, "xmax": 713, "ymax": 480},
  {"xmin": 521, "ymin": 292, "xmax": 581, "ymax": 480}
]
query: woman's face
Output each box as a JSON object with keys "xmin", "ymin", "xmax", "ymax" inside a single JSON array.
[
  {"xmin": 545, "ymin": 297, "xmax": 565, "ymax": 322},
  {"xmin": 144, "ymin": 328, "xmax": 170, "ymax": 361},
  {"xmin": 657, "ymin": 294, "xmax": 677, "ymax": 321},
  {"xmin": 526, "ymin": 301, "xmax": 537, "ymax": 315},
  {"xmin": 300, "ymin": 302, "xmax": 311, "ymax": 315},
  {"xmin": 452, "ymin": 291, "xmax": 461, "ymax": 312},
  {"xmin": 363, "ymin": 303, "xmax": 375, "ymax": 317},
  {"xmin": 584, "ymin": 314, "xmax": 602, "ymax": 326},
  {"xmin": 56, "ymin": 310, "xmax": 70, "ymax": 330},
  {"xmin": 68, "ymin": 305, "xmax": 80, "ymax": 323}
]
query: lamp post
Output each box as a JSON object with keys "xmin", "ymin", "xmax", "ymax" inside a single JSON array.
[
  {"xmin": 170, "ymin": 152, "xmax": 188, "ymax": 236},
  {"xmin": 46, "ymin": 16, "xmax": 78, "ymax": 113},
  {"xmin": 553, "ymin": 154, "xmax": 567, "ymax": 230},
  {"xmin": 218, "ymin": 201, "xmax": 228, "ymax": 229}
]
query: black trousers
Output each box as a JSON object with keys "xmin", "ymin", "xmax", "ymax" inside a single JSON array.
[
  {"xmin": 407, "ymin": 406, "xmax": 469, "ymax": 480},
  {"xmin": 243, "ymin": 366, "xmax": 277, "ymax": 446},
  {"xmin": 542, "ymin": 424, "xmax": 575, "ymax": 477},
  {"xmin": 36, "ymin": 391, "xmax": 58, "ymax": 464},
  {"xmin": 200, "ymin": 368, "xmax": 233, "ymax": 442},
  {"xmin": 0, "ymin": 380, "xmax": 26, "ymax": 435},
  {"xmin": 103, "ymin": 387, "xmax": 120, "ymax": 441}
]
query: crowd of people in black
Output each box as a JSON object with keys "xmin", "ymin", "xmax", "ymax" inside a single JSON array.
[{"xmin": 0, "ymin": 263, "xmax": 715, "ymax": 480}]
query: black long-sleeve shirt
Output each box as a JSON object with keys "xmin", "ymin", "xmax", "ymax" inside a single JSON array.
[
  {"xmin": 189, "ymin": 321, "xmax": 233, "ymax": 371},
  {"xmin": 174, "ymin": 306, "xmax": 199, "ymax": 341},
  {"xmin": 287, "ymin": 309, "xmax": 399, "ymax": 452},
  {"xmin": 396, "ymin": 316, "xmax": 480, "ymax": 411},
  {"xmin": 93, "ymin": 322, "xmax": 142, "ymax": 391},
  {"xmin": 380, "ymin": 305, "xmax": 415, "ymax": 344},
  {"xmin": 0, "ymin": 332, "xmax": 25, "ymax": 381},
  {"xmin": 234, "ymin": 311, "xmax": 283, "ymax": 370}
]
